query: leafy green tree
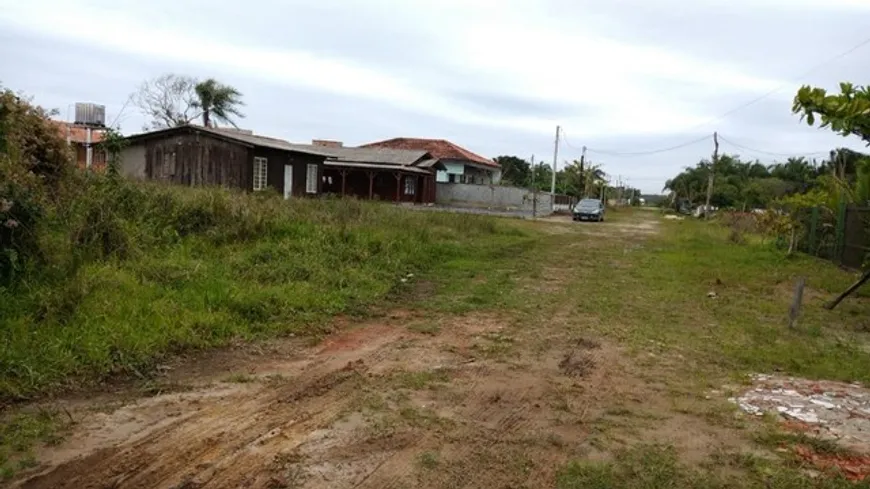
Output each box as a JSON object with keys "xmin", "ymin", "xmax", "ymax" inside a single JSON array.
[
  {"xmin": 530, "ymin": 164, "xmax": 552, "ymax": 192},
  {"xmin": 194, "ymin": 79, "xmax": 245, "ymax": 128},
  {"xmin": 494, "ymin": 156, "xmax": 531, "ymax": 187}
]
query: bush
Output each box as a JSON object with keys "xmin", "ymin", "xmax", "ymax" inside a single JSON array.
[{"xmin": 0, "ymin": 89, "xmax": 73, "ymax": 285}]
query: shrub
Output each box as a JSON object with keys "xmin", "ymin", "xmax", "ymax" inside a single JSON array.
[{"xmin": 0, "ymin": 88, "xmax": 75, "ymax": 285}]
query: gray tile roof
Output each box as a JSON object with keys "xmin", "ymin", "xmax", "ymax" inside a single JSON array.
[
  {"xmin": 124, "ymin": 125, "xmax": 334, "ymax": 158},
  {"xmin": 205, "ymin": 128, "xmax": 335, "ymax": 157}
]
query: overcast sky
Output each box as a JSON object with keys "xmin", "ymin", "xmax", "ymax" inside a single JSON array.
[{"xmin": 1, "ymin": 0, "xmax": 869, "ymax": 192}]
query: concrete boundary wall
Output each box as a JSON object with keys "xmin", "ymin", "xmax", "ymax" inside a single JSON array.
[{"xmin": 436, "ymin": 183, "xmax": 554, "ymax": 214}]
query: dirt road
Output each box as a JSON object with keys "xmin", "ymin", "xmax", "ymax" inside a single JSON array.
[{"xmin": 10, "ymin": 212, "xmax": 744, "ymax": 489}]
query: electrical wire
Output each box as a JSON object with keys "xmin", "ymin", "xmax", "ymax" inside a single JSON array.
[
  {"xmin": 561, "ymin": 32, "xmax": 870, "ymax": 156},
  {"xmin": 560, "ymin": 130, "xmax": 584, "ymax": 152},
  {"xmin": 584, "ymin": 134, "xmax": 712, "ymax": 157},
  {"xmin": 655, "ymin": 32, "xmax": 870, "ymax": 136},
  {"xmin": 717, "ymin": 135, "xmax": 830, "ymax": 158}
]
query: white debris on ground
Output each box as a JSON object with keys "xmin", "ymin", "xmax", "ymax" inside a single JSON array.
[{"xmin": 730, "ymin": 374, "xmax": 870, "ymax": 452}]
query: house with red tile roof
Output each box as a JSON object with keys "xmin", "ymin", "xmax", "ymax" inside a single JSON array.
[{"xmin": 359, "ymin": 137, "xmax": 501, "ymax": 185}]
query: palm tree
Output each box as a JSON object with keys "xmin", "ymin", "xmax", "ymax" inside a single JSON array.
[
  {"xmin": 194, "ymin": 79, "xmax": 245, "ymax": 128},
  {"xmin": 582, "ymin": 164, "xmax": 606, "ymax": 196}
]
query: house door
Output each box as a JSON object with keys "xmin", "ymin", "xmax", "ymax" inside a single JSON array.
[{"xmin": 283, "ymin": 165, "xmax": 293, "ymax": 199}]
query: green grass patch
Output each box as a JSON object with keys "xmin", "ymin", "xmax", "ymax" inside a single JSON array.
[
  {"xmin": 0, "ymin": 181, "xmax": 533, "ymax": 401},
  {"xmin": 574, "ymin": 217, "xmax": 870, "ymax": 383},
  {"xmin": 418, "ymin": 451, "xmax": 440, "ymax": 469},
  {"xmin": 223, "ymin": 373, "xmax": 255, "ymax": 384},
  {"xmin": 395, "ymin": 370, "xmax": 450, "ymax": 390},
  {"xmin": 0, "ymin": 410, "xmax": 68, "ymax": 481},
  {"xmin": 557, "ymin": 444, "xmax": 865, "ymax": 489}
]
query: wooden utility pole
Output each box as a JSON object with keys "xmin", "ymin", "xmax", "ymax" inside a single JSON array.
[
  {"xmin": 551, "ymin": 125, "xmax": 560, "ymax": 210},
  {"xmin": 531, "ymin": 155, "xmax": 537, "ymax": 219},
  {"xmin": 579, "ymin": 145, "xmax": 587, "ymax": 197},
  {"xmin": 704, "ymin": 132, "xmax": 719, "ymax": 219}
]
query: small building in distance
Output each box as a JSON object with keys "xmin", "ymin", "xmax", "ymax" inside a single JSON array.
[
  {"xmin": 359, "ymin": 137, "xmax": 501, "ymax": 185},
  {"xmin": 52, "ymin": 120, "xmax": 108, "ymax": 170},
  {"xmin": 120, "ymin": 125, "xmax": 330, "ymax": 197}
]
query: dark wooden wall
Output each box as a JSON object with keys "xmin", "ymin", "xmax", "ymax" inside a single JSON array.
[
  {"xmin": 254, "ymin": 148, "xmax": 324, "ymax": 197},
  {"xmin": 142, "ymin": 131, "xmax": 324, "ymax": 195},
  {"xmin": 145, "ymin": 132, "xmax": 252, "ymax": 190}
]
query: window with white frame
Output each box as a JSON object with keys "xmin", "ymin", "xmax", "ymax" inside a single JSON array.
[
  {"xmin": 306, "ymin": 164, "xmax": 318, "ymax": 194},
  {"xmin": 253, "ymin": 157, "xmax": 268, "ymax": 191},
  {"xmin": 404, "ymin": 176, "xmax": 416, "ymax": 195}
]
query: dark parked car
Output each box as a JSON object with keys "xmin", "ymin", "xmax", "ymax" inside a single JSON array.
[{"xmin": 572, "ymin": 198, "xmax": 605, "ymax": 222}]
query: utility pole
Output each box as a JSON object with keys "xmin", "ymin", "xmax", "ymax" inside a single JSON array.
[
  {"xmin": 616, "ymin": 175, "xmax": 622, "ymax": 207},
  {"xmin": 531, "ymin": 155, "xmax": 537, "ymax": 219},
  {"xmin": 579, "ymin": 145, "xmax": 587, "ymax": 197},
  {"xmin": 704, "ymin": 131, "xmax": 718, "ymax": 220},
  {"xmin": 551, "ymin": 125, "xmax": 560, "ymax": 210}
]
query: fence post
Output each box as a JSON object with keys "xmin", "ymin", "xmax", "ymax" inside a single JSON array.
[
  {"xmin": 835, "ymin": 202, "xmax": 847, "ymax": 263},
  {"xmin": 808, "ymin": 207, "xmax": 819, "ymax": 255}
]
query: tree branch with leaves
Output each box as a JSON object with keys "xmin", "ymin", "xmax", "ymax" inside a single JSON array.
[{"xmin": 793, "ymin": 82, "xmax": 870, "ymax": 144}]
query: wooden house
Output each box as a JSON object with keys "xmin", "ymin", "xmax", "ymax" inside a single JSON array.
[{"xmin": 121, "ymin": 125, "xmax": 331, "ymax": 198}]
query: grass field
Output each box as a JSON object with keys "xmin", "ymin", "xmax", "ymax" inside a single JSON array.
[{"xmin": 0, "ymin": 182, "xmax": 530, "ymax": 402}]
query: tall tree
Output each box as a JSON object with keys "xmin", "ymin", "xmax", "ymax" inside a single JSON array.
[
  {"xmin": 132, "ymin": 74, "xmax": 199, "ymax": 130},
  {"xmin": 494, "ymin": 156, "xmax": 531, "ymax": 187},
  {"xmin": 194, "ymin": 79, "xmax": 245, "ymax": 128}
]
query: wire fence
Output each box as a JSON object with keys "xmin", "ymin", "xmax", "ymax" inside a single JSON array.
[{"xmin": 794, "ymin": 204, "xmax": 870, "ymax": 270}]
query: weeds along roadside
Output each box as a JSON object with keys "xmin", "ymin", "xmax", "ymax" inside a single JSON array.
[{"xmin": 0, "ymin": 174, "xmax": 530, "ymax": 402}]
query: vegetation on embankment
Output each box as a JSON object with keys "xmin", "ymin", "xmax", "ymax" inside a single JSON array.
[
  {"xmin": 0, "ymin": 181, "xmax": 527, "ymax": 400},
  {"xmin": 0, "ymin": 88, "xmax": 528, "ymax": 401}
]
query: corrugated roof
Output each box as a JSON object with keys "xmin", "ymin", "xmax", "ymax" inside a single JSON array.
[
  {"xmin": 359, "ymin": 137, "xmax": 498, "ymax": 168},
  {"xmin": 324, "ymin": 160, "xmax": 432, "ymax": 175}
]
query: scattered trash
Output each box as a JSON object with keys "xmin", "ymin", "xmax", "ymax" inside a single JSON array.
[
  {"xmin": 730, "ymin": 374, "xmax": 870, "ymax": 452},
  {"xmin": 707, "ymin": 291, "xmax": 718, "ymax": 299},
  {"xmin": 663, "ymin": 215, "xmax": 684, "ymax": 221}
]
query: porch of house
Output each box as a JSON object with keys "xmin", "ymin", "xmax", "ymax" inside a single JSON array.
[{"xmin": 322, "ymin": 166, "xmax": 436, "ymax": 204}]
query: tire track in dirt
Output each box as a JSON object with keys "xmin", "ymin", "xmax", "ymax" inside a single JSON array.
[{"xmin": 15, "ymin": 326, "xmax": 406, "ymax": 489}]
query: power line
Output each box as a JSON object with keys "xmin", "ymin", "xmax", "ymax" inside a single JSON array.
[
  {"xmin": 560, "ymin": 130, "xmax": 584, "ymax": 151},
  {"xmin": 585, "ymin": 134, "xmax": 712, "ymax": 157},
  {"xmin": 563, "ymin": 32, "xmax": 870, "ymax": 155},
  {"xmin": 718, "ymin": 135, "xmax": 830, "ymax": 158},
  {"xmin": 660, "ymin": 32, "xmax": 870, "ymax": 135}
]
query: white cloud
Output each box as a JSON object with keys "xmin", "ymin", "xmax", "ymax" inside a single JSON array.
[
  {"xmin": 0, "ymin": 0, "xmax": 791, "ymax": 138},
  {"xmin": 2, "ymin": 0, "xmax": 869, "ymax": 194}
]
